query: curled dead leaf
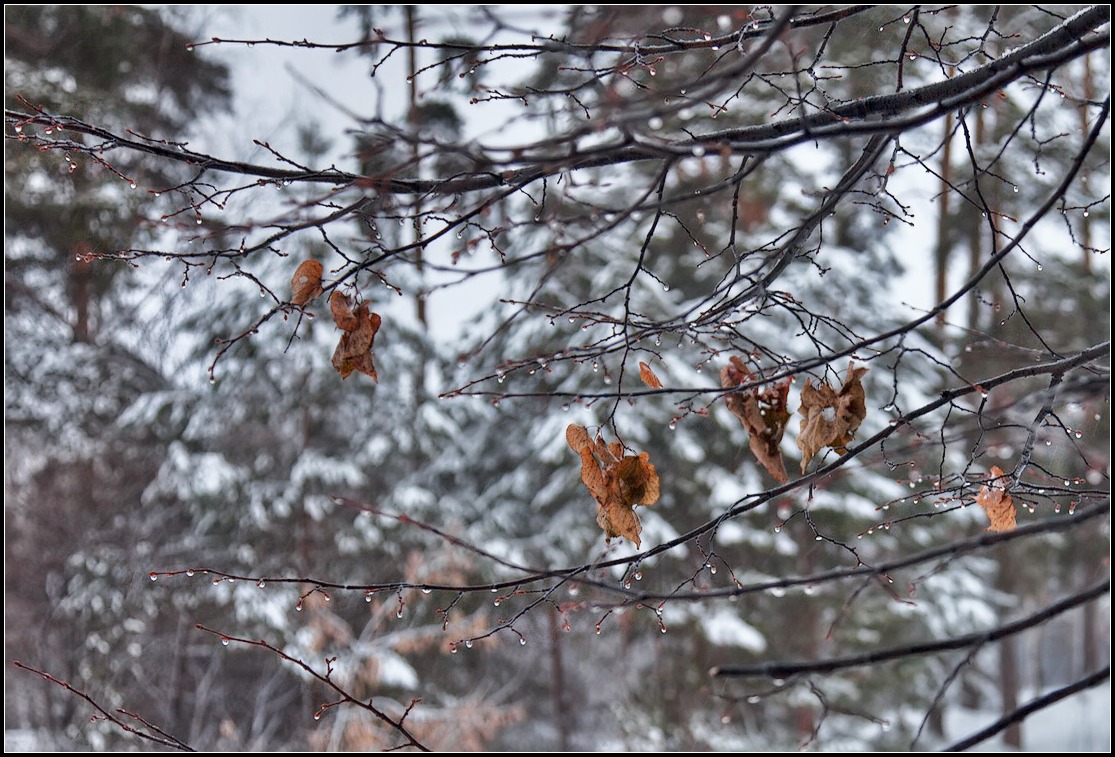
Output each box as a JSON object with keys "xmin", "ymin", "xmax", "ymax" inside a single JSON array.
[
  {"xmin": 291, "ymin": 260, "xmax": 324, "ymax": 306},
  {"xmin": 796, "ymin": 361, "xmax": 868, "ymax": 473},
  {"xmin": 330, "ymin": 290, "xmax": 359, "ymax": 331},
  {"xmin": 639, "ymin": 361, "xmax": 663, "ymax": 389},
  {"xmin": 976, "ymin": 466, "xmax": 1017, "ymax": 532},
  {"xmin": 566, "ymin": 423, "xmax": 593, "ymax": 454},
  {"xmin": 566, "ymin": 424, "xmax": 660, "ymax": 548},
  {"xmin": 720, "ymin": 356, "xmax": 791, "ymax": 483}
]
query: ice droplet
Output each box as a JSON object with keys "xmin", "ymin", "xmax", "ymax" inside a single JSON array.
[
  {"xmin": 148, "ymin": 573, "xmax": 158, "ymax": 581},
  {"xmin": 221, "ymin": 637, "xmax": 230, "ymax": 646},
  {"xmin": 519, "ymin": 637, "xmax": 527, "ymax": 646},
  {"xmin": 747, "ymin": 695, "xmax": 761, "ymax": 704},
  {"xmin": 464, "ymin": 640, "xmax": 473, "ymax": 649}
]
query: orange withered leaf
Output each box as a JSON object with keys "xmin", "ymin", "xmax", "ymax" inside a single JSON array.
[
  {"xmin": 291, "ymin": 260, "xmax": 324, "ymax": 306},
  {"xmin": 796, "ymin": 361, "xmax": 868, "ymax": 473},
  {"xmin": 330, "ymin": 290, "xmax": 359, "ymax": 331},
  {"xmin": 566, "ymin": 424, "xmax": 660, "ymax": 548},
  {"xmin": 720, "ymin": 356, "xmax": 791, "ymax": 483},
  {"xmin": 639, "ymin": 361, "xmax": 663, "ymax": 389},
  {"xmin": 976, "ymin": 466, "xmax": 1017, "ymax": 532},
  {"xmin": 566, "ymin": 423, "xmax": 593, "ymax": 454},
  {"xmin": 331, "ymin": 303, "xmax": 382, "ymax": 381}
]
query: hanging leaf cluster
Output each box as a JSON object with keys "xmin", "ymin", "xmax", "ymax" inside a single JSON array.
[
  {"xmin": 796, "ymin": 362, "xmax": 869, "ymax": 473},
  {"xmin": 976, "ymin": 466, "xmax": 1017, "ymax": 532},
  {"xmin": 720, "ymin": 358, "xmax": 868, "ymax": 479},
  {"xmin": 330, "ymin": 291, "xmax": 382, "ymax": 382},
  {"xmin": 720, "ymin": 356, "xmax": 792, "ymax": 483},
  {"xmin": 288, "ymin": 261, "xmax": 383, "ymax": 382},
  {"xmin": 566, "ymin": 424, "xmax": 660, "ymax": 548}
]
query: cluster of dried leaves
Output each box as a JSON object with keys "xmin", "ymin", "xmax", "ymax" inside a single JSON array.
[
  {"xmin": 566, "ymin": 424, "xmax": 660, "ymax": 547},
  {"xmin": 720, "ymin": 356, "xmax": 793, "ymax": 482},
  {"xmin": 720, "ymin": 358, "xmax": 868, "ymax": 480},
  {"xmin": 290, "ymin": 260, "xmax": 382, "ymax": 381},
  {"xmin": 569, "ymin": 358, "xmax": 872, "ymax": 548},
  {"xmin": 976, "ymin": 466, "xmax": 1018, "ymax": 532}
]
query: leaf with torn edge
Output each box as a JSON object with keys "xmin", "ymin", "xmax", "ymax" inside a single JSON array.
[
  {"xmin": 796, "ymin": 361, "xmax": 868, "ymax": 473},
  {"xmin": 976, "ymin": 466, "xmax": 1017, "ymax": 532},
  {"xmin": 566, "ymin": 424, "xmax": 660, "ymax": 548},
  {"xmin": 720, "ymin": 356, "xmax": 791, "ymax": 483},
  {"xmin": 291, "ymin": 260, "xmax": 324, "ymax": 306},
  {"xmin": 639, "ymin": 361, "xmax": 663, "ymax": 389}
]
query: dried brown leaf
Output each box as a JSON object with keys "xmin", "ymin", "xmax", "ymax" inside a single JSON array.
[
  {"xmin": 291, "ymin": 260, "xmax": 324, "ymax": 306},
  {"xmin": 579, "ymin": 446, "xmax": 608, "ymax": 503},
  {"xmin": 331, "ymin": 304, "xmax": 382, "ymax": 381},
  {"xmin": 639, "ymin": 361, "xmax": 663, "ymax": 389},
  {"xmin": 330, "ymin": 290, "xmax": 359, "ymax": 331},
  {"xmin": 613, "ymin": 452, "xmax": 660, "ymax": 506},
  {"xmin": 567, "ymin": 427, "xmax": 660, "ymax": 548},
  {"xmin": 720, "ymin": 357, "xmax": 791, "ymax": 483},
  {"xmin": 596, "ymin": 499, "xmax": 643, "ymax": 547},
  {"xmin": 566, "ymin": 423, "xmax": 592, "ymax": 453},
  {"xmin": 977, "ymin": 466, "xmax": 1017, "ymax": 532},
  {"xmin": 796, "ymin": 362, "xmax": 868, "ymax": 473}
]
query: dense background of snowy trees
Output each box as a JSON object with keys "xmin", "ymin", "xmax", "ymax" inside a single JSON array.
[{"xmin": 5, "ymin": 5, "xmax": 1109, "ymax": 751}]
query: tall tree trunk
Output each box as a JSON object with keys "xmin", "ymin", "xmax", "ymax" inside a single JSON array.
[
  {"xmin": 1079, "ymin": 54, "xmax": 1094, "ymax": 272},
  {"xmin": 933, "ymin": 107, "xmax": 955, "ymax": 334},
  {"xmin": 996, "ymin": 556, "xmax": 1023, "ymax": 749},
  {"xmin": 549, "ymin": 609, "xmax": 571, "ymax": 750},
  {"xmin": 406, "ymin": 5, "xmax": 428, "ymax": 333},
  {"xmin": 69, "ymin": 245, "xmax": 94, "ymax": 343},
  {"xmin": 965, "ymin": 106, "xmax": 986, "ymax": 334}
]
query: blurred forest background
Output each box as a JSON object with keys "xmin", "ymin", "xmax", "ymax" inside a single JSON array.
[{"xmin": 5, "ymin": 5, "xmax": 1110, "ymax": 751}]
